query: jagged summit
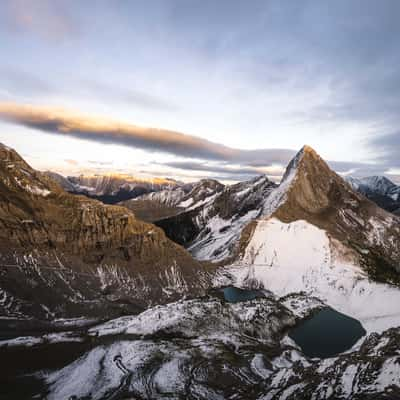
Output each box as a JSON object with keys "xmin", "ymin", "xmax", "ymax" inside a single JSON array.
[
  {"xmin": 281, "ymin": 145, "xmax": 327, "ymax": 183},
  {"xmin": 273, "ymin": 145, "xmax": 343, "ymax": 219}
]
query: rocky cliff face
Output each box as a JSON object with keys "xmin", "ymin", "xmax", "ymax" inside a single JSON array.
[{"xmin": 0, "ymin": 144, "xmax": 210, "ymax": 320}]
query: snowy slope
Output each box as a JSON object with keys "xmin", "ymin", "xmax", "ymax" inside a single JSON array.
[
  {"xmin": 222, "ymin": 218, "xmax": 400, "ymax": 333},
  {"xmin": 132, "ymin": 187, "xmax": 187, "ymax": 207},
  {"xmin": 181, "ymin": 175, "xmax": 277, "ymax": 262}
]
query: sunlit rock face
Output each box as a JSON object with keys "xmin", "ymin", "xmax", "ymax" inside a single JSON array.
[
  {"xmin": 0, "ymin": 143, "xmax": 211, "ymax": 320},
  {"xmin": 65, "ymin": 173, "xmax": 180, "ymax": 204}
]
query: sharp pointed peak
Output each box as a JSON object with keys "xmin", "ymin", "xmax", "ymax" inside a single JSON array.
[
  {"xmin": 280, "ymin": 145, "xmax": 322, "ymax": 183},
  {"xmin": 297, "ymin": 144, "xmax": 321, "ymax": 161}
]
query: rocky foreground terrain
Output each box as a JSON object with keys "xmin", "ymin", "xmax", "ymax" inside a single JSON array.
[{"xmin": 1, "ymin": 293, "xmax": 399, "ymax": 399}]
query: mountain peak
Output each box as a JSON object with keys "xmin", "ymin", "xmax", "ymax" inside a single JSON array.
[
  {"xmin": 271, "ymin": 144, "xmax": 357, "ymax": 223},
  {"xmin": 281, "ymin": 145, "xmax": 324, "ymax": 183}
]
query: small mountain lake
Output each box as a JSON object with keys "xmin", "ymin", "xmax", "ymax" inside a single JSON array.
[
  {"xmin": 289, "ymin": 307, "xmax": 366, "ymax": 358},
  {"xmin": 221, "ymin": 286, "xmax": 264, "ymax": 302}
]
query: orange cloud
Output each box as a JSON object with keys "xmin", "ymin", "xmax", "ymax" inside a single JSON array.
[
  {"xmin": 0, "ymin": 102, "xmax": 238, "ymax": 160},
  {"xmin": 0, "ymin": 101, "xmax": 296, "ymax": 167}
]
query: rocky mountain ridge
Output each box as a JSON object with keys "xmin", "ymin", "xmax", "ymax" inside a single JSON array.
[
  {"xmin": 218, "ymin": 146, "xmax": 400, "ymax": 335},
  {"xmin": 0, "ymin": 143, "xmax": 210, "ymax": 319},
  {"xmin": 42, "ymin": 171, "xmax": 181, "ymax": 204},
  {"xmin": 155, "ymin": 175, "xmax": 277, "ymax": 262},
  {"xmin": 121, "ymin": 178, "xmax": 223, "ymax": 222}
]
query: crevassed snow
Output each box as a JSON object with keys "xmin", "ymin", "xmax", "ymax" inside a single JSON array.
[{"xmin": 224, "ymin": 218, "xmax": 400, "ymax": 333}]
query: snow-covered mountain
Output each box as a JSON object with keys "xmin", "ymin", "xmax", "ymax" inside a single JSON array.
[
  {"xmin": 155, "ymin": 175, "xmax": 277, "ymax": 262},
  {"xmin": 347, "ymin": 175, "xmax": 400, "ymax": 215},
  {"xmin": 120, "ymin": 179, "xmax": 222, "ymax": 222}
]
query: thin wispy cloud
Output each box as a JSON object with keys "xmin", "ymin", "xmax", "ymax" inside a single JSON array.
[
  {"xmin": 0, "ymin": 67, "xmax": 53, "ymax": 98},
  {"xmin": 80, "ymin": 80, "xmax": 179, "ymax": 112},
  {"xmin": 2, "ymin": 0, "xmax": 77, "ymax": 39}
]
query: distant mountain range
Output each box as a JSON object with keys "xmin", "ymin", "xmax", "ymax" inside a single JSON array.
[
  {"xmin": 42, "ymin": 171, "xmax": 181, "ymax": 204},
  {"xmin": 44, "ymin": 169, "xmax": 400, "ymax": 218},
  {"xmin": 346, "ymin": 175, "xmax": 400, "ymax": 215}
]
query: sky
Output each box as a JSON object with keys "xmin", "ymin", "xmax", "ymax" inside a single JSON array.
[{"xmin": 0, "ymin": 0, "xmax": 399, "ymax": 183}]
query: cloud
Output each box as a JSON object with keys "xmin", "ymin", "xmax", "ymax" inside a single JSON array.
[
  {"xmin": 159, "ymin": 160, "xmax": 285, "ymax": 180},
  {"xmin": 0, "ymin": 101, "xmax": 395, "ymax": 182},
  {"xmin": 64, "ymin": 159, "xmax": 78, "ymax": 166},
  {"xmin": 88, "ymin": 160, "xmax": 114, "ymax": 166},
  {"xmin": 369, "ymin": 131, "xmax": 400, "ymax": 168},
  {"xmin": 0, "ymin": 67, "xmax": 53, "ymax": 98},
  {"xmin": 2, "ymin": 0, "xmax": 77, "ymax": 39},
  {"xmin": 0, "ymin": 101, "xmax": 295, "ymax": 166},
  {"xmin": 80, "ymin": 80, "xmax": 178, "ymax": 112}
]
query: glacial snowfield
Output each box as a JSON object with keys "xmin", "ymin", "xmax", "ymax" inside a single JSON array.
[{"xmin": 217, "ymin": 218, "xmax": 400, "ymax": 334}]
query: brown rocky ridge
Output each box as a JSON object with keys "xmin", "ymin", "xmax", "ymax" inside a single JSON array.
[{"xmin": 0, "ymin": 143, "xmax": 211, "ymax": 320}]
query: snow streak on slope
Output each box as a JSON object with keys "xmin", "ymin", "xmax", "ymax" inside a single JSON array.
[
  {"xmin": 189, "ymin": 209, "xmax": 260, "ymax": 262},
  {"xmin": 133, "ymin": 187, "xmax": 187, "ymax": 207},
  {"xmin": 224, "ymin": 218, "xmax": 400, "ymax": 333}
]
